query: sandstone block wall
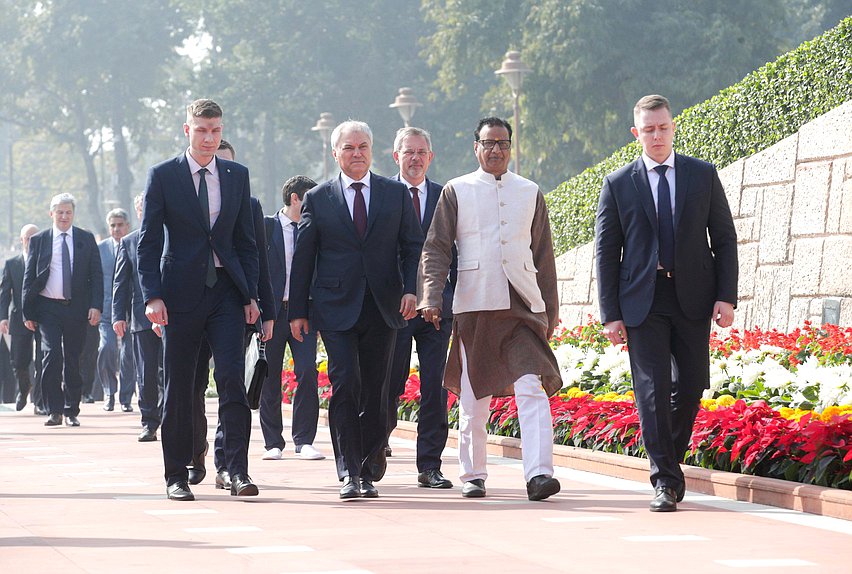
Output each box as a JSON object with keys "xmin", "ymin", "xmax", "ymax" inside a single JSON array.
[{"xmin": 556, "ymin": 100, "xmax": 852, "ymax": 331}]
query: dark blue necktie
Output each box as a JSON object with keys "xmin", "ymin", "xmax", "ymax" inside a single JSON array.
[
  {"xmin": 198, "ymin": 168, "xmax": 217, "ymax": 288},
  {"xmin": 655, "ymin": 165, "xmax": 674, "ymax": 271},
  {"xmin": 61, "ymin": 232, "xmax": 72, "ymax": 300}
]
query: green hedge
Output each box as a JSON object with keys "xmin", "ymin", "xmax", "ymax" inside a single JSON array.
[{"xmin": 546, "ymin": 16, "xmax": 852, "ymax": 256}]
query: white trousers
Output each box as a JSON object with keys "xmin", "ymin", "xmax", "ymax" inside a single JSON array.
[{"xmin": 457, "ymin": 340, "xmax": 555, "ymax": 483}]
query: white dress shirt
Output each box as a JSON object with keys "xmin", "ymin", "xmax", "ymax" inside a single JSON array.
[
  {"xmin": 641, "ymin": 151, "xmax": 676, "ymax": 217},
  {"xmin": 41, "ymin": 226, "xmax": 74, "ymax": 300},
  {"xmin": 186, "ymin": 150, "xmax": 222, "ymax": 266},
  {"xmin": 277, "ymin": 211, "xmax": 297, "ymax": 301},
  {"xmin": 400, "ymin": 175, "xmax": 426, "ymax": 225},
  {"xmin": 340, "ymin": 172, "xmax": 371, "ymax": 218}
]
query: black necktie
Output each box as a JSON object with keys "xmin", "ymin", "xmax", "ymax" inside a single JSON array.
[
  {"xmin": 655, "ymin": 165, "xmax": 674, "ymax": 271},
  {"xmin": 351, "ymin": 182, "xmax": 367, "ymax": 239},
  {"xmin": 198, "ymin": 167, "xmax": 217, "ymax": 288},
  {"xmin": 290, "ymin": 221, "xmax": 299, "ymax": 247},
  {"xmin": 61, "ymin": 232, "xmax": 72, "ymax": 300},
  {"xmin": 410, "ymin": 187, "xmax": 422, "ymax": 225}
]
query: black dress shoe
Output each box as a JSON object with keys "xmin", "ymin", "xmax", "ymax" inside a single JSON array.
[
  {"xmin": 137, "ymin": 427, "xmax": 158, "ymax": 442},
  {"xmin": 461, "ymin": 479, "xmax": 486, "ymax": 498},
  {"xmin": 103, "ymin": 397, "xmax": 115, "ymax": 412},
  {"xmin": 187, "ymin": 465, "xmax": 206, "ymax": 485},
  {"xmin": 418, "ymin": 469, "xmax": 453, "ymax": 489},
  {"xmin": 368, "ymin": 449, "xmax": 387, "ymax": 482},
  {"xmin": 650, "ymin": 486, "xmax": 678, "ymax": 512},
  {"xmin": 34, "ymin": 406, "xmax": 48, "ymax": 416},
  {"xmin": 64, "ymin": 416, "xmax": 81, "ymax": 427},
  {"xmin": 676, "ymin": 482, "xmax": 686, "ymax": 503},
  {"xmin": 360, "ymin": 479, "xmax": 379, "ymax": 498},
  {"xmin": 339, "ymin": 476, "xmax": 361, "ymax": 499},
  {"xmin": 121, "ymin": 404, "xmax": 134, "ymax": 413},
  {"xmin": 82, "ymin": 395, "xmax": 95, "ymax": 404},
  {"xmin": 215, "ymin": 469, "xmax": 232, "ymax": 490},
  {"xmin": 526, "ymin": 475, "xmax": 561, "ymax": 501},
  {"xmin": 167, "ymin": 481, "xmax": 195, "ymax": 501},
  {"xmin": 230, "ymin": 473, "xmax": 259, "ymax": 496},
  {"xmin": 44, "ymin": 413, "xmax": 62, "ymax": 426},
  {"xmin": 384, "ymin": 446, "xmax": 393, "ymax": 457},
  {"xmin": 15, "ymin": 392, "xmax": 28, "ymax": 411}
]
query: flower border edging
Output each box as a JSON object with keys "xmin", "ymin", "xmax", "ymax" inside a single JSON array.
[{"xmin": 300, "ymin": 405, "xmax": 852, "ymax": 521}]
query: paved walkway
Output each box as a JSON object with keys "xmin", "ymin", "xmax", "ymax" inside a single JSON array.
[{"xmin": 1, "ymin": 400, "xmax": 851, "ymax": 573}]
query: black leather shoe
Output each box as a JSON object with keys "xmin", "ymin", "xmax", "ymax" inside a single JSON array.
[
  {"xmin": 167, "ymin": 481, "xmax": 195, "ymax": 501},
  {"xmin": 526, "ymin": 475, "xmax": 561, "ymax": 501},
  {"xmin": 368, "ymin": 449, "xmax": 387, "ymax": 482},
  {"xmin": 360, "ymin": 479, "xmax": 379, "ymax": 498},
  {"xmin": 64, "ymin": 416, "xmax": 80, "ymax": 427},
  {"xmin": 15, "ymin": 392, "xmax": 28, "ymax": 411},
  {"xmin": 650, "ymin": 486, "xmax": 677, "ymax": 512},
  {"xmin": 339, "ymin": 476, "xmax": 361, "ymax": 499},
  {"xmin": 103, "ymin": 397, "xmax": 115, "ymax": 411},
  {"xmin": 34, "ymin": 406, "xmax": 48, "ymax": 416},
  {"xmin": 137, "ymin": 427, "xmax": 157, "ymax": 442},
  {"xmin": 384, "ymin": 446, "xmax": 393, "ymax": 457},
  {"xmin": 215, "ymin": 469, "xmax": 232, "ymax": 490},
  {"xmin": 44, "ymin": 413, "xmax": 62, "ymax": 426},
  {"xmin": 187, "ymin": 465, "xmax": 206, "ymax": 485},
  {"xmin": 676, "ymin": 482, "xmax": 686, "ymax": 503},
  {"xmin": 418, "ymin": 469, "xmax": 453, "ymax": 489},
  {"xmin": 82, "ymin": 394, "xmax": 95, "ymax": 404},
  {"xmin": 121, "ymin": 404, "xmax": 134, "ymax": 413},
  {"xmin": 230, "ymin": 473, "xmax": 259, "ymax": 496},
  {"xmin": 461, "ymin": 479, "xmax": 486, "ymax": 498}
]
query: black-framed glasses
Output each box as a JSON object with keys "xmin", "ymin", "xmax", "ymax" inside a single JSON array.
[{"xmin": 476, "ymin": 139, "xmax": 511, "ymax": 150}]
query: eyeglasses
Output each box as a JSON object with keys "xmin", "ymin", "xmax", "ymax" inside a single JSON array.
[
  {"xmin": 477, "ymin": 139, "xmax": 511, "ymax": 150},
  {"xmin": 400, "ymin": 150, "xmax": 430, "ymax": 158}
]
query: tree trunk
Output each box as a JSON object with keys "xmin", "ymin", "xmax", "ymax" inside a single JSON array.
[{"xmin": 111, "ymin": 108, "xmax": 134, "ymax": 218}]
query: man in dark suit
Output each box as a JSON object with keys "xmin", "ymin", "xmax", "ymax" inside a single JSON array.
[
  {"xmin": 289, "ymin": 120, "xmax": 423, "ymax": 499},
  {"xmin": 188, "ymin": 139, "xmax": 275, "ymax": 490},
  {"xmin": 97, "ymin": 208, "xmax": 135, "ymax": 412},
  {"xmin": 22, "ymin": 193, "xmax": 103, "ymax": 427},
  {"xmin": 259, "ymin": 175, "xmax": 323, "ymax": 463},
  {"xmin": 138, "ymin": 99, "xmax": 260, "ymax": 501},
  {"xmin": 385, "ymin": 127, "xmax": 455, "ymax": 489},
  {"xmin": 595, "ymin": 94, "xmax": 738, "ymax": 512},
  {"xmin": 0, "ymin": 224, "xmax": 44, "ymax": 413},
  {"xmin": 113, "ymin": 194, "xmax": 164, "ymax": 442}
]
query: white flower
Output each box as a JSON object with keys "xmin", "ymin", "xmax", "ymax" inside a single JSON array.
[{"xmin": 741, "ymin": 362, "xmax": 765, "ymax": 387}]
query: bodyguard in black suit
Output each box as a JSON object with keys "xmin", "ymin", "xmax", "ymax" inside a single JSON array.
[
  {"xmin": 22, "ymin": 194, "xmax": 103, "ymax": 427},
  {"xmin": 113, "ymin": 194, "xmax": 164, "ymax": 442},
  {"xmin": 138, "ymin": 100, "xmax": 260, "ymax": 501},
  {"xmin": 0, "ymin": 224, "xmax": 43, "ymax": 413},
  {"xmin": 595, "ymin": 95, "xmax": 738, "ymax": 512},
  {"xmin": 385, "ymin": 127, "xmax": 455, "ymax": 489},
  {"xmin": 259, "ymin": 175, "xmax": 323, "ymax": 462},
  {"xmin": 289, "ymin": 120, "xmax": 424, "ymax": 499}
]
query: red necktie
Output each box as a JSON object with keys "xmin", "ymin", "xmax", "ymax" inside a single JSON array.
[
  {"xmin": 410, "ymin": 187, "xmax": 422, "ymax": 225},
  {"xmin": 351, "ymin": 182, "xmax": 367, "ymax": 239}
]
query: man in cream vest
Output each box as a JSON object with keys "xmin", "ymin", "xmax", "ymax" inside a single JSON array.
[{"xmin": 418, "ymin": 117, "xmax": 562, "ymax": 501}]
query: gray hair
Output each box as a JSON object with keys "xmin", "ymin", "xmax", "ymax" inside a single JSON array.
[
  {"xmin": 105, "ymin": 208, "xmax": 129, "ymax": 225},
  {"xmin": 330, "ymin": 120, "xmax": 373, "ymax": 149},
  {"xmin": 49, "ymin": 193, "xmax": 76, "ymax": 211},
  {"xmin": 393, "ymin": 126, "xmax": 432, "ymax": 152},
  {"xmin": 133, "ymin": 194, "xmax": 144, "ymax": 210}
]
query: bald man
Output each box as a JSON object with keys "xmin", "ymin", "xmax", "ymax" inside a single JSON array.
[{"xmin": 1, "ymin": 224, "xmax": 44, "ymax": 413}]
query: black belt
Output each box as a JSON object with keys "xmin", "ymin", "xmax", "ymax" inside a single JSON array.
[
  {"xmin": 40, "ymin": 295, "xmax": 71, "ymax": 306},
  {"xmin": 657, "ymin": 270, "xmax": 674, "ymax": 279}
]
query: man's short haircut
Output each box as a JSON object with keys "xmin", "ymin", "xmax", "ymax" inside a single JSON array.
[
  {"xmin": 106, "ymin": 208, "xmax": 129, "ymax": 225},
  {"xmin": 330, "ymin": 120, "xmax": 373, "ymax": 149},
  {"xmin": 633, "ymin": 94, "xmax": 671, "ymax": 123},
  {"xmin": 218, "ymin": 139, "xmax": 236, "ymax": 158},
  {"xmin": 281, "ymin": 175, "xmax": 317, "ymax": 206},
  {"xmin": 474, "ymin": 117, "xmax": 513, "ymax": 141},
  {"xmin": 393, "ymin": 126, "xmax": 432, "ymax": 152},
  {"xmin": 186, "ymin": 99, "xmax": 223, "ymax": 122},
  {"xmin": 50, "ymin": 193, "xmax": 76, "ymax": 211}
]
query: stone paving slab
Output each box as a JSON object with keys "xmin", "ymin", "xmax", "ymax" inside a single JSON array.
[{"xmin": 1, "ymin": 400, "xmax": 851, "ymax": 573}]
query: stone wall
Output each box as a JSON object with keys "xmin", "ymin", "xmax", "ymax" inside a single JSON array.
[{"xmin": 556, "ymin": 100, "xmax": 852, "ymax": 331}]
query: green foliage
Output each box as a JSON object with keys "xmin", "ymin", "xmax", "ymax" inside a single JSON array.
[{"xmin": 546, "ymin": 16, "xmax": 852, "ymax": 256}]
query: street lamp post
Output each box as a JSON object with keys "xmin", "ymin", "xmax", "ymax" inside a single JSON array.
[
  {"xmin": 495, "ymin": 50, "xmax": 531, "ymax": 175},
  {"xmin": 389, "ymin": 87, "xmax": 422, "ymax": 127},
  {"xmin": 311, "ymin": 112, "xmax": 335, "ymax": 181}
]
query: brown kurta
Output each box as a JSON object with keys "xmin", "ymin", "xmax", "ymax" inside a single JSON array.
[{"xmin": 418, "ymin": 184, "xmax": 562, "ymax": 399}]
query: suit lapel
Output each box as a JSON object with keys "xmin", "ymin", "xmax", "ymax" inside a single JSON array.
[
  {"xmin": 629, "ymin": 158, "xmax": 658, "ymax": 233},
  {"xmin": 422, "ymin": 179, "xmax": 440, "ymax": 233},
  {"xmin": 214, "ymin": 160, "xmax": 235, "ymax": 234},
  {"xmin": 175, "ymin": 154, "xmax": 208, "ymax": 232},
  {"xmin": 272, "ymin": 214, "xmax": 287, "ymax": 269},
  {"xmin": 365, "ymin": 173, "xmax": 384, "ymax": 238},
  {"xmin": 38, "ymin": 230, "xmax": 53, "ymax": 276},
  {"xmin": 673, "ymin": 154, "xmax": 689, "ymax": 233},
  {"xmin": 327, "ymin": 177, "xmax": 359, "ymax": 239}
]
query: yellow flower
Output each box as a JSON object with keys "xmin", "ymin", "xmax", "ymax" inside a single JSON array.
[{"xmin": 716, "ymin": 395, "xmax": 736, "ymax": 408}]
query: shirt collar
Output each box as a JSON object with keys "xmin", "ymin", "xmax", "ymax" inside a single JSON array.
[
  {"xmin": 185, "ymin": 149, "xmax": 218, "ymax": 176},
  {"xmin": 53, "ymin": 225, "xmax": 73, "ymax": 238},
  {"xmin": 641, "ymin": 151, "xmax": 675, "ymax": 172},
  {"xmin": 340, "ymin": 171, "xmax": 371, "ymax": 191},
  {"xmin": 474, "ymin": 167, "xmax": 512, "ymax": 184},
  {"xmin": 399, "ymin": 174, "xmax": 426, "ymax": 194},
  {"xmin": 278, "ymin": 209, "xmax": 295, "ymax": 226}
]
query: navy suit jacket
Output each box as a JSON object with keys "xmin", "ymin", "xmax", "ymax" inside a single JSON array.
[
  {"xmin": 595, "ymin": 154, "xmax": 738, "ymax": 327},
  {"xmin": 137, "ymin": 153, "xmax": 259, "ymax": 312},
  {"xmin": 22, "ymin": 227, "xmax": 103, "ymax": 322},
  {"xmin": 288, "ymin": 172, "xmax": 424, "ymax": 331},
  {"xmin": 112, "ymin": 230, "xmax": 151, "ymax": 333},
  {"xmin": 0, "ymin": 255, "xmax": 27, "ymax": 336},
  {"xmin": 396, "ymin": 175, "xmax": 456, "ymax": 318},
  {"xmin": 250, "ymin": 196, "xmax": 275, "ymax": 323},
  {"xmin": 264, "ymin": 212, "xmax": 294, "ymax": 319}
]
